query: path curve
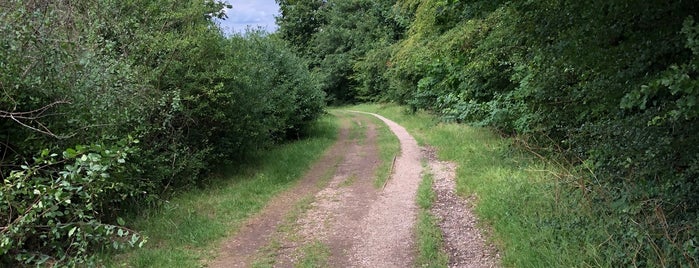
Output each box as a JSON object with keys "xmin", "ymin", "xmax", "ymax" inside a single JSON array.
[
  {"xmin": 347, "ymin": 111, "xmax": 423, "ymax": 267},
  {"xmin": 209, "ymin": 118, "xmax": 352, "ymax": 268},
  {"xmin": 212, "ymin": 111, "xmax": 499, "ymax": 267}
]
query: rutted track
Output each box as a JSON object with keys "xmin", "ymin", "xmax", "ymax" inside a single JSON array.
[{"xmin": 211, "ymin": 111, "xmax": 500, "ymax": 267}]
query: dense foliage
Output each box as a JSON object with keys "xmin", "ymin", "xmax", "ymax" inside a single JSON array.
[
  {"xmin": 279, "ymin": 0, "xmax": 699, "ymax": 266},
  {"xmin": 0, "ymin": 0, "xmax": 324, "ymax": 266},
  {"xmin": 276, "ymin": 0, "xmax": 406, "ymax": 103},
  {"xmin": 385, "ymin": 1, "xmax": 698, "ymax": 265}
]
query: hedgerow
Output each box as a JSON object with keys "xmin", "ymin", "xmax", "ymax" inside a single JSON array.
[
  {"xmin": 0, "ymin": 0, "xmax": 324, "ymax": 266},
  {"xmin": 383, "ymin": 0, "xmax": 699, "ymax": 265}
]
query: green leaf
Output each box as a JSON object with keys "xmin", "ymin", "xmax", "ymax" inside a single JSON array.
[
  {"xmin": 138, "ymin": 238, "xmax": 147, "ymax": 248},
  {"xmin": 68, "ymin": 226, "xmax": 77, "ymax": 237},
  {"xmin": 64, "ymin": 148, "xmax": 77, "ymax": 158}
]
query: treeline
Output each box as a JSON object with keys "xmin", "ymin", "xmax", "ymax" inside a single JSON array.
[
  {"xmin": 276, "ymin": 0, "xmax": 405, "ymax": 104},
  {"xmin": 0, "ymin": 0, "xmax": 324, "ymax": 265},
  {"xmin": 276, "ymin": 0, "xmax": 698, "ymax": 266}
]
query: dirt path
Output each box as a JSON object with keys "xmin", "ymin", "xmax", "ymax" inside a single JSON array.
[
  {"xmin": 210, "ymin": 111, "xmax": 500, "ymax": 267},
  {"xmin": 208, "ymin": 116, "xmax": 353, "ymax": 268},
  {"xmin": 273, "ymin": 112, "xmax": 383, "ymax": 267}
]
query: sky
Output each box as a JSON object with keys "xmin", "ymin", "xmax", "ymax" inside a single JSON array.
[{"xmin": 217, "ymin": 0, "xmax": 280, "ymax": 35}]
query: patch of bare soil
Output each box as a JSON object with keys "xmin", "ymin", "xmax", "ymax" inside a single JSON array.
[
  {"xmin": 424, "ymin": 147, "xmax": 501, "ymax": 268},
  {"xmin": 273, "ymin": 112, "xmax": 382, "ymax": 267}
]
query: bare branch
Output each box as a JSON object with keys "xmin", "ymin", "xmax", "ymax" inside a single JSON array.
[
  {"xmin": 0, "ymin": 100, "xmax": 70, "ymax": 118},
  {"xmin": 8, "ymin": 114, "xmax": 59, "ymax": 138},
  {"xmin": 0, "ymin": 100, "xmax": 72, "ymax": 139}
]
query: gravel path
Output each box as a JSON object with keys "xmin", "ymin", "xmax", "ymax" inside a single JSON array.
[
  {"xmin": 425, "ymin": 147, "xmax": 501, "ymax": 268},
  {"xmin": 347, "ymin": 112, "xmax": 423, "ymax": 267}
]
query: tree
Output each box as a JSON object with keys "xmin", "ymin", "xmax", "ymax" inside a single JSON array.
[
  {"xmin": 276, "ymin": 0, "xmax": 405, "ymax": 103},
  {"xmin": 0, "ymin": 0, "xmax": 325, "ymax": 265},
  {"xmin": 275, "ymin": 0, "xmax": 327, "ymax": 57}
]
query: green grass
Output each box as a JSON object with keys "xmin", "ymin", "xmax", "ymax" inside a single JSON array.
[
  {"xmin": 368, "ymin": 114, "xmax": 400, "ymax": 188},
  {"xmin": 252, "ymin": 195, "xmax": 317, "ymax": 268},
  {"xmin": 416, "ymin": 163, "xmax": 449, "ymax": 267},
  {"xmin": 251, "ymin": 238, "xmax": 280, "ymax": 268},
  {"xmin": 346, "ymin": 112, "xmax": 368, "ymax": 143},
  {"xmin": 102, "ymin": 115, "xmax": 339, "ymax": 267},
  {"xmin": 349, "ymin": 103, "xmax": 608, "ymax": 267},
  {"xmin": 297, "ymin": 241, "xmax": 331, "ymax": 268},
  {"xmin": 339, "ymin": 174, "xmax": 357, "ymax": 187}
]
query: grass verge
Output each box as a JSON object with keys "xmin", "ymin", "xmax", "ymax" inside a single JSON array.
[
  {"xmin": 368, "ymin": 114, "xmax": 401, "ymax": 188},
  {"xmin": 416, "ymin": 162, "xmax": 449, "ymax": 267},
  {"xmin": 349, "ymin": 103, "xmax": 607, "ymax": 267},
  {"xmin": 296, "ymin": 241, "xmax": 331, "ymax": 268},
  {"xmin": 101, "ymin": 115, "xmax": 338, "ymax": 267}
]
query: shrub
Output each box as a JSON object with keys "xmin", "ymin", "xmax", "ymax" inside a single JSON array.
[
  {"xmin": 1, "ymin": 0, "xmax": 326, "ymax": 265},
  {"xmin": 1, "ymin": 142, "xmax": 145, "ymax": 266}
]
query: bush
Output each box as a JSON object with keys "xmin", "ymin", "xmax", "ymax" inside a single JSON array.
[
  {"xmin": 1, "ymin": 142, "xmax": 145, "ymax": 266},
  {"xmin": 1, "ymin": 0, "xmax": 325, "ymax": 265}
]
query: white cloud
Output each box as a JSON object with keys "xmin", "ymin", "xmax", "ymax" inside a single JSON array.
[{"xmin": 217, "ymin": 0, "xmax": 280, "ymax": 34}]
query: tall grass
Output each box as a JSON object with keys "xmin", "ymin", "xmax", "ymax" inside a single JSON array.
[
  {"xmin": 350, "ymin": 103, "xmax": 608, "ymax": 267},
  {"xmin": 102, "ymin": 115, "xmax": 338, "ymax": 267}
]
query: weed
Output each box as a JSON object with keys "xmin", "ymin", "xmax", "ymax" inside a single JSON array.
[
  {"xmin": 339, "ymin": 174, "xmax": 357, "ymax": 187},
  {"xmin": 297, "ymin": 241, "xmax": 331, "ymax": 268}
]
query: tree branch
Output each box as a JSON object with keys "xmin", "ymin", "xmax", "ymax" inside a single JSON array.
[{"xmin": 0, "ymin": 100, "xmax": 72, "ymax": 139}]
